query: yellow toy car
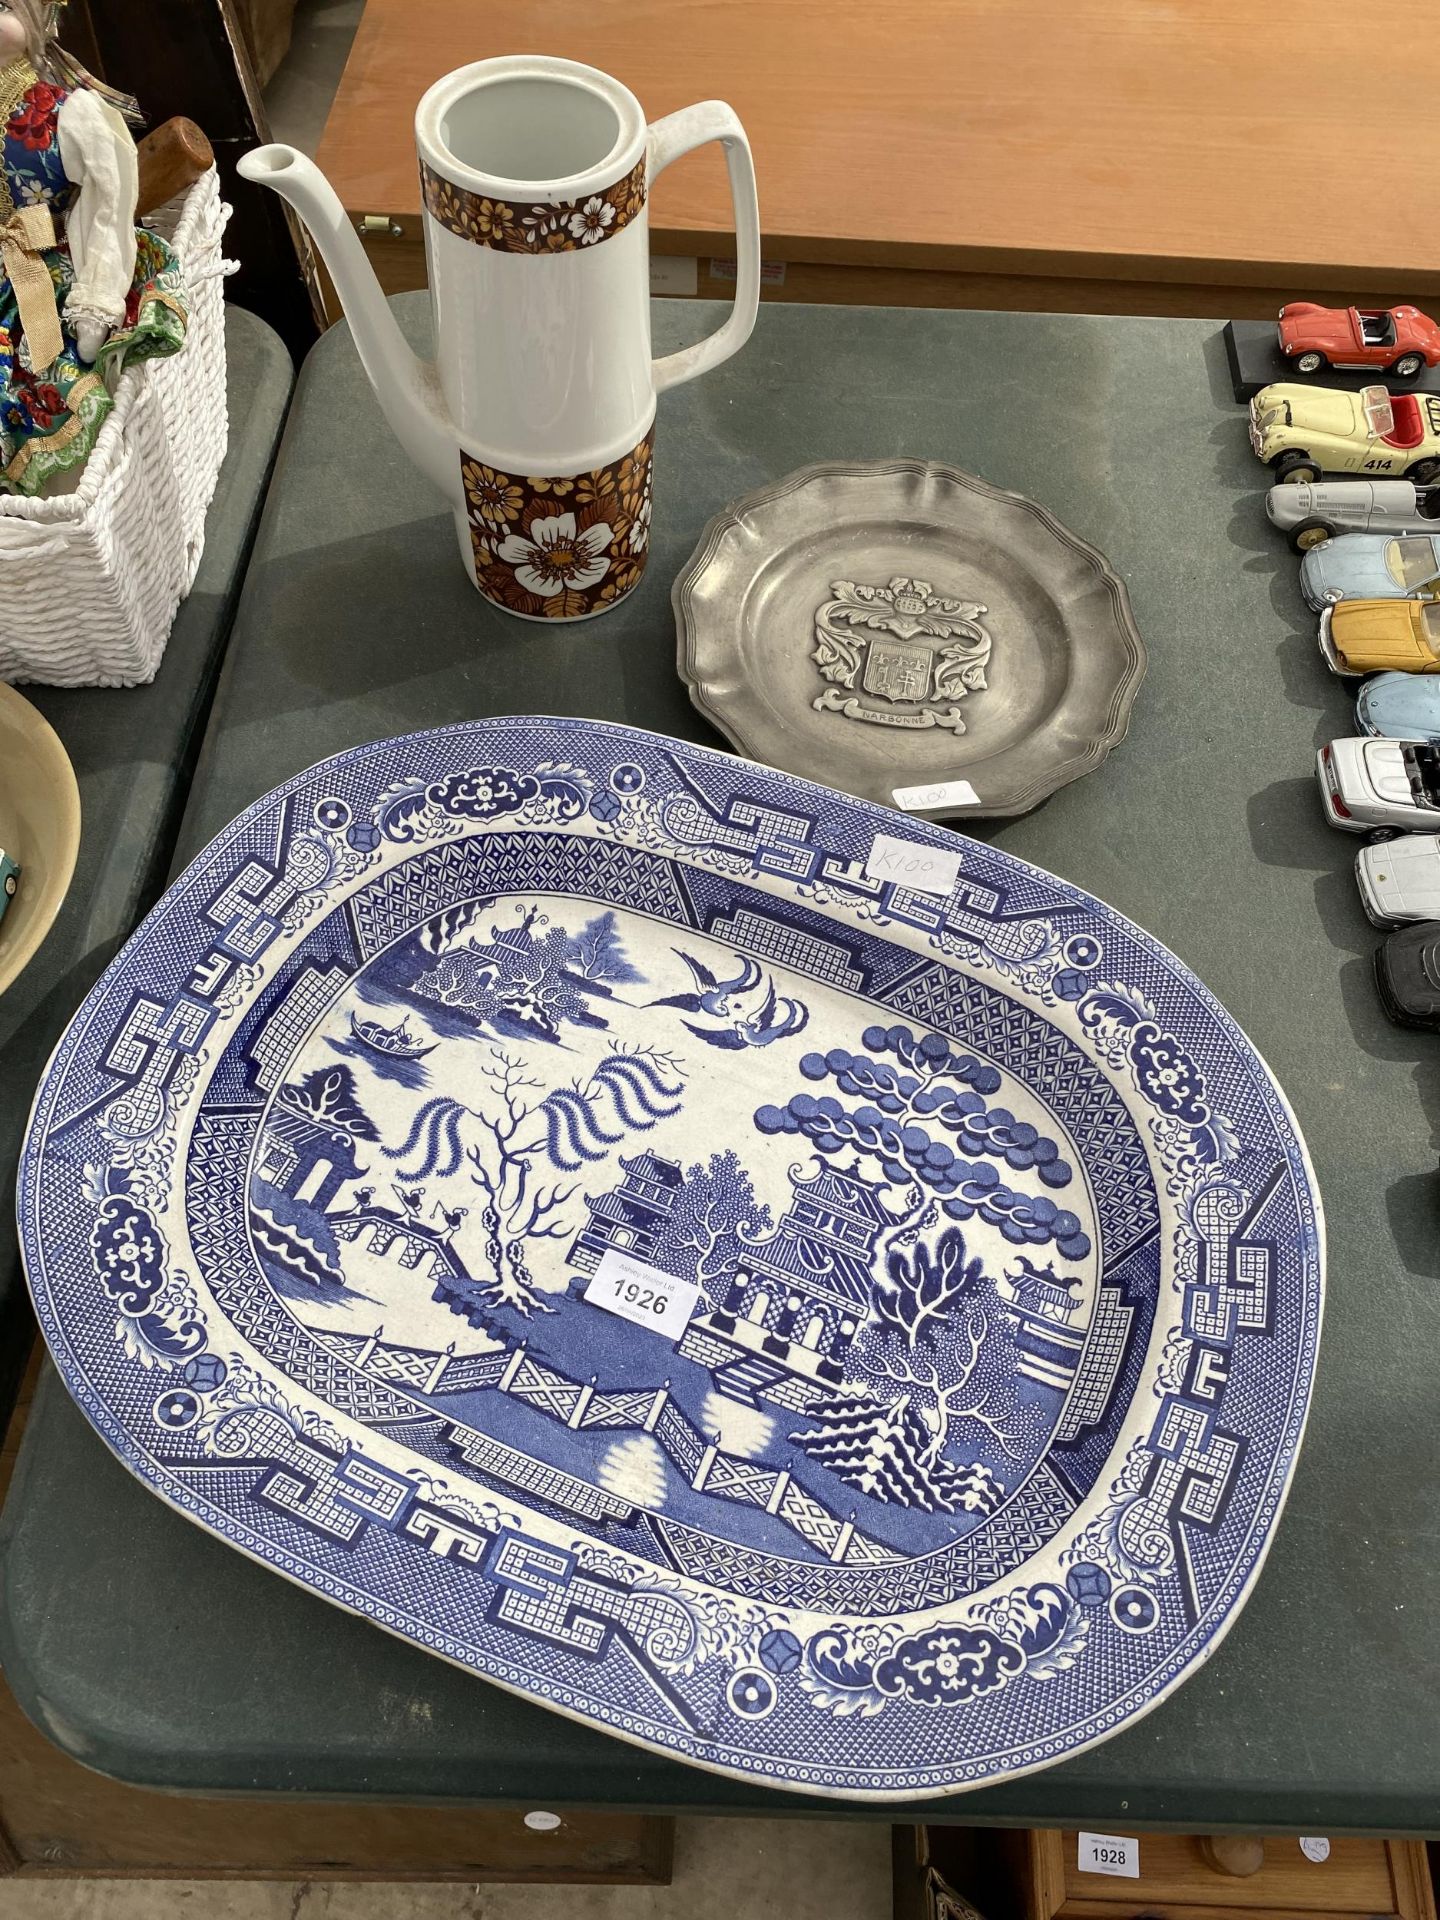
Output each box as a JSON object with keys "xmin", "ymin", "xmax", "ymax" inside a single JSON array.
[
  {"xmin": 1320, "ymin": 596, "xmax": 1440, "ymax": 675},
  {"xmin": 1249, "ymin": 382, "xmax": 1440, "ymax": 485}
]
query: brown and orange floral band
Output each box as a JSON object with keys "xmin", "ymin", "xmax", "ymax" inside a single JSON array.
[
  {"xmin": 421, "ymin": 154, "xmax": 647, "ymax": 253},
  {"xmin": 461, "ymin": 432, "xmax": 653, "ymax": 619}
]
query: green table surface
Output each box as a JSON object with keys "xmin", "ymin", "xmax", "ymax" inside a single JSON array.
[
  {"xmin": 2, "ymin": 297, "xmax": 1432, "ymax": 1832},
  {"xmin": 0, "ymin": 307, "xmax": 292, "ymax": 1423}
]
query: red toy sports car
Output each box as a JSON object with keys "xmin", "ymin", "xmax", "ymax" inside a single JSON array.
[{"xmin": 1278, "ymin": 303, "xmax": 1440, "ymax": 381}]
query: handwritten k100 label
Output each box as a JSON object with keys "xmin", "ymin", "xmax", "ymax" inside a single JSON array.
[
  {"xmin": 866, "ymin": 832, "xmax": 963, "ymax": 898},
  {"xmin": 891, "ymin": 778, "xmax": 981, "ymax": 811},
  {"xmin": 1076, "ymin": 1833, "xmax": 1140, "ymax": 1879},
  {"xmin": 584, "ymin": 1250, "xmax": 701, "ymax": 1342}
]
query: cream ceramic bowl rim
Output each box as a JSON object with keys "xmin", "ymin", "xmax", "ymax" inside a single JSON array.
[{"xmin": 0, "ymin": 682, "xmax": 80, "ymax": 997}]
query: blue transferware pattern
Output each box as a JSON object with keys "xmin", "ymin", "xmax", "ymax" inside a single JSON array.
[{"xmin": 18, "ymin": 718, "xmax": 1323, "ymax": 1800}]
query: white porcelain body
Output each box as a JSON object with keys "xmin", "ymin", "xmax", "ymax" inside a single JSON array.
[
  {"xmin": 239, "ymin": 56, "xmax": 761, "ymax": 620},
  {"xmin": 423, "ymin": 215, "xmax": 656, "ymax": 474},
  {"xmin": 416, "ymin": 59, "xmax": 656, "ymax": 476}
]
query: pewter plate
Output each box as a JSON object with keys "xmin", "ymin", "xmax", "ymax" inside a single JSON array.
[
  {"xmin": 674, "ymin": 461, "xmax": 1147, "ymax": 820},
  {"xmin": 19, "ymin": 718, "xmax": 1322, "ymax": 1802}
]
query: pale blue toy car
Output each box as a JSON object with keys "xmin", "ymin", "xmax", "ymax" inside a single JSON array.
[
  {"xmin": 1300, "ymin": 532, "xmax": 1440, "ymax": 611},
  {"xmin": 0, "ymin": 848, "xmax": 17, "ymax": 929},
  {"xmin": 1355, "ymin": 671, "xmax": 1440, "ymax": 740}
]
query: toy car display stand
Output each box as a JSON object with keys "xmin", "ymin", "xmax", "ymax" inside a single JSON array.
[{"xmin": 1225, "ymin": 320, "xmax": 1440, "ymax": 403}]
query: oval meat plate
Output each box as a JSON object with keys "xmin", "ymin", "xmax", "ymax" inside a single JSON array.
[{"xmin": 18, "ymin": 718, "xmax": 1322, "ymax": 1800}]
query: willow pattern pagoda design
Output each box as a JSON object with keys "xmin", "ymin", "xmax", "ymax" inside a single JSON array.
[{"xmin": 570, "ymin": 1155, "xmax": 892, "ymax": 1411}]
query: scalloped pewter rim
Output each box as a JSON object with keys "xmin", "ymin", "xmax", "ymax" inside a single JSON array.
[{"xmin": 672, "ymin": 459, "xmax": 1148, "ymax": 821}]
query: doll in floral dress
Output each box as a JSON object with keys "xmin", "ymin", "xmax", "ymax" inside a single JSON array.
[{"xmin": 0, "ymin": 0, "xmax": 187, "ymax": 494}]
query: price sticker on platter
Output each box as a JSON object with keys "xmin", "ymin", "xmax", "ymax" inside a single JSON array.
[
  {"xmin": 584, "ymin": 1249, "xmax": 701, "ymax": 1343},
  {"xmin": 1076, "ymin": 1833, "xmax": 1140, "ymax": 1879},
  {"xmin": 865, "ymin": 832, "xmax": 963, "ymax": 899},
  {"xmin": 891, "ymin": 778, "xmax": 981, "ymax": 812}
]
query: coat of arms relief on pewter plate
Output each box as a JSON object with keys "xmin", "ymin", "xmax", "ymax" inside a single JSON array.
[{"xmin": 810, "ymin": 575, "xmax": 993, "ymax": 732}]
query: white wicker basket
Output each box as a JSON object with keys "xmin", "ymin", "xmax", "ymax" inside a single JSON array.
[{"xmin": 0, "ymin": 167, "xmax": 234, "ymax": 688}]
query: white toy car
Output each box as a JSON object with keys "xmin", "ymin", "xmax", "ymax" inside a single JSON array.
[
  {"xmin": 1317, "ymin": 736, "xmax": 1440, "ymax": 832},
  {"xmin": 1266, "ymin": 479, "xmax": 1440, "ymax": 552},
  {"xmin": 1355, "ymin": 833, "xmax": 1440, "ymax": 925}
]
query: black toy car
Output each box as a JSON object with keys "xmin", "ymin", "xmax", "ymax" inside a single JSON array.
[{"xmin": 1376, "ymin": 921, "xmax": 1440, "ymax": 1027}]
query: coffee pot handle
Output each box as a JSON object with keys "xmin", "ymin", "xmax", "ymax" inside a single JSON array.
[{"xmin": 647, "ymin": 102, "xmax": 760, "ymax": 395}]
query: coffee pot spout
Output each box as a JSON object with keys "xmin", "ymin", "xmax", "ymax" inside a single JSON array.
[{"xmin": 238, "ymin": 145, "xmax": 457, "ymax": 500}]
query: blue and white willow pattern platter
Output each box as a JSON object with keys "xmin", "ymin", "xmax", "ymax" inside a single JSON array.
[{"xmin": 18, "ymin": 718, "xmax": 1323, "ymax": 1801}]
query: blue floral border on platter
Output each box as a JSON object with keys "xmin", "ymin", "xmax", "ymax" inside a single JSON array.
[{"xmin": 17, "ymin": 717, "xmax": 1324, "ymax": 1800}]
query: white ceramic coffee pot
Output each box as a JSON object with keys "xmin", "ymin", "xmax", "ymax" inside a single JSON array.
[{"xmin": 240, "ymin": 56, "xmax": 760, "ymax": 621}]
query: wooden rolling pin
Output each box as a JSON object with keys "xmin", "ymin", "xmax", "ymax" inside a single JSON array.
[{"xmin": 136, "ymin": 117, "xmax": 214, "ymax": 219}]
